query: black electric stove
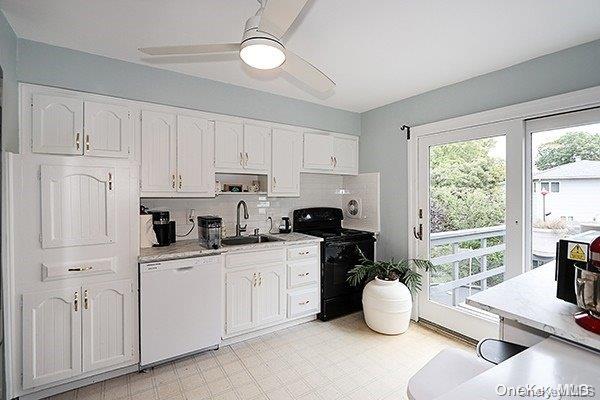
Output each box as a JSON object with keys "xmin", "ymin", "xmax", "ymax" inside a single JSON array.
[{"xmin": 293, "ymin": 207, "xmax": 376, "ymax": 321}]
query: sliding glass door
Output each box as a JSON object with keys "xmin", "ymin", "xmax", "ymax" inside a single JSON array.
[
  {"xmin": 526, "ymin": 108, "xmax": 600, "ymax": 270},
  {"xmin": 416, "ymin": 120, "xmax": 524, "ymax": 339}
]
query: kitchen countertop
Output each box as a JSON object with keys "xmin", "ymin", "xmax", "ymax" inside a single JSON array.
[
  {"xmin": 138, "ymin": 232, "xmax": 323, "ymax": 263},
  {"xmin": 435, "ymin": 337, "xmax": 600, "ymax": 400},
  {"xmin": 466, "ymin": 263, "xmax": 600, "ymax": 351}
]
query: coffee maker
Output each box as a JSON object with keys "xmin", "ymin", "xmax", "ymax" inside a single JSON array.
[
  {"xmin": 149, "ymin": 211, "xmax": 176, "ymax": 247},
  {"xmin": 198, "ymin": 216, "xmax": 223, "ymax": 249},
  {"xmin": 556, "ymin": 231, "xmax": 600, "ymax": 334}
]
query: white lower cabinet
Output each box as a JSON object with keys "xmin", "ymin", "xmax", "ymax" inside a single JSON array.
[
  {"xmin": 22, "ymin": 280, "xmax": 134, "ymax": 389},
  {"xmin": 82, "ymin": 280, "xmax": 134, "ymax": 372},
  {"xmin": 225, "ymin": 262, "xmax": 286, "ymax": 336},
  {"xmin": 22, "ymin": 287, "xmax": 82, "ymax": 389},
  {"xmin": 225, "ymin": 245, "xmax": 320, "ymax": 339}
]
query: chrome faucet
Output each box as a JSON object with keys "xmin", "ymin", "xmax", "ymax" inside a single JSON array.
[{"xmin": 235, "ymin": 200, "xmax": 249, "ymax": 236}]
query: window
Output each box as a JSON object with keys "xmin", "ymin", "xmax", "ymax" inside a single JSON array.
[
  {"xmin": 550, "ymin": 182, "xmax": 560, "ymax": 192},
  {"xmin": 540, "ymin": 182, "xmax": 550, "ymax": 192}
]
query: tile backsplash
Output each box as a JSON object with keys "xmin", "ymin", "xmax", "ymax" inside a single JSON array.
[{"xmin": 142, "ymin": 174, "xmax": 344, "ymax": 239}]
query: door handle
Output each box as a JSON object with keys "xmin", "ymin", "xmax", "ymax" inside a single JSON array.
[
  {"xmin": 245, "ymin": 152, "xmax": 249, "ymax": 166},
  {"xmin": 108, "ymin": 172, "xmax": 113, "ymax": 191},
  {"xmin": 172, "ymin": 174, "xmax": 176, "ymax": 189},
  {"xmin": 253, "ymin": 272, "xmax": 257, "ymax": 287},
  {"xmin": 74, "ymin": 291, "xmax": 79, "ymax": 312},
  {"xmin": 273, "ymin": 176, "xmax": 277, "ymax": 188},
  {"xmin": 413, "ymin": 224, "xmax": 423, "ymax": 240},
  {"xmin": 83, "ymin": 290, "xmax": 89, "ymax": 310},
  {"xmin": 75, "ymin": 133, "xmax": 81, "ymax": 150},
  {"xmin": 259, "ymin": 272, "xmax": 262, "ymax": 286},
  {"xmin": 240, "ymin": 152, "xmax": 244, "ymax": 166},
  {"xmin": 334, "ymin": 157, "xmax": 337, "ymax": 167},
  {"xmin": 85, "ymin": 134, "xmax": 90, "ymax": 151},
  {"xmin": 178, "ymin": 174, "xmax": 182, "ymax": 190}
]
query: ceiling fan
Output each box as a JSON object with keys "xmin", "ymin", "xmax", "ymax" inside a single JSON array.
[{"xmin": 138, "ymin": 0, "xmax": 335, "ymax": 93}]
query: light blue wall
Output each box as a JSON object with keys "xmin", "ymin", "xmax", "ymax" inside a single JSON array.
[
  {"xmin": 0, "ymin": 11, "xmax": 18, "ymax": 152},
  {"xmin": 360, "ymin": 39, "xmax": 600, "ymax": 260},
  {"xmin": 16, "ymin": 39, "xmax": 361, "ymax": 145}
]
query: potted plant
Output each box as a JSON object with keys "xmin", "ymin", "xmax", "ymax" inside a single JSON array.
[
  {"xmin": 348, "ymin": 253, "xmax": 433, "ymax": 335},
  {"xmin": 532, "ymin": 218, "xmax": 570, "ymax": 259}
]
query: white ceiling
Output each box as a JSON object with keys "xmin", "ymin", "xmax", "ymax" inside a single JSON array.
[{"xmin": 2, "ymin": 0, "xmax": 600, "ymax": 113}]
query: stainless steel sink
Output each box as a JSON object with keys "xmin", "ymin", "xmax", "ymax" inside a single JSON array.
[{"xmin": 221, "ymin": 235, "xmax": 283, "ymax": 246}]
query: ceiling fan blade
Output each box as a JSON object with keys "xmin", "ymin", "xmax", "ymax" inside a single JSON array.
[
  {"xmin": 258, "ymin": 0, "xmax": 309, "ymax": 38},
  {"xmin": 281, "ymin": 50, "xmax": 335, "ymax": 93},
  {"xmin": 138, "ymin": 43, "xmax": 240, "ymax": 56}
]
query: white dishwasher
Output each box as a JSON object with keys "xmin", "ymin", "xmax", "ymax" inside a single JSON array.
[{"xmin": 140, "ymin": 255, "xmax": 222, "ymax": 368}]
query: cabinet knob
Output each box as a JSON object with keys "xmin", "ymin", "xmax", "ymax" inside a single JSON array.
[{"xmin": 299, "ymin": 300, "xmax": 310, "ymax": 306}]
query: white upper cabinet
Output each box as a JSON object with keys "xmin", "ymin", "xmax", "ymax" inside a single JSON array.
[
  {"xmin": 270, "ymin": 128, "xmax": 301, "ymax": 197},
  {"xmin": 31, "ymin": 94, "xmax": 133, "ymax": 159},
  {"xmin": 214, "ymin": 121, "xmax": 271, "ymax": 173},
  {"xmin": 22, "ymin": 287, "xmax": 82, "ymax": 389},
  {"xmin": 177, "ymin": 116, "xmax": 215, "ymax": 195},
  {"xmin": 141, "ymin": 110, "xmax": 177, "ymax": 193},
  {"xmin": 303, "ymin": 131, "xmax": 358, "ymax": 175},
  {"xmin": 41, "ymin": 165, "xmax": 115, "ymax": 248},
  {"xmin": 214, "ymin": 121, "xmax": 244, "ymax": 171},
  {"xmin": 82, "ymin": 280, "xmax": 134, "ymax": 373},
  {"xmin": 84, "ymin": 101, "xmax": 133, "ymax": 158},
  {"xmin": 32, "ymin": 94, "xmax": 84, "ymax": 155},
  {"xmin": 243, "ymin": 124, "xmax": 271, "ymax": 173},
  {"xmin": 332, "ymin": 135, "xmax": 359, "ymax": 175},
  {"xmin": 303, "ymin": 132, "xmax": 334, "ymax": 171},
  {"xmin": 141, "ymin": 111, "xmax": 215, "ymax": 197}
]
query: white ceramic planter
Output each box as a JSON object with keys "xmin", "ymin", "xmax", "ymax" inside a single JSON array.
[
  {"xmin": 532, "ymin": 227, "xmax": 568, "ymax": 258},
  {"xmin": 362, "ymin": 277, "xmax": 413, "ymax": 335}
]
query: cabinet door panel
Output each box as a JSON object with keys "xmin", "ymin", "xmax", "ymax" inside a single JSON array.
[
  {"xmin": 177, "ymin": 116, "xmax": 215, "ymax": 195},
  {"xmin": 256, "ymin": 264, "xmax": 286, "ymax": 327},
  {"xmin": 83, "ymin": 280, "xmax": 134, "ymax": 372},
  {"xmin": 333, "ymin": 136, "xmax": 358, "ymax": 175},
  {"xmin": 141, "ymin": 110, "xmax": 177, "ymax": 192},
  {"xmin": 22, "ymin": 287, "xmax": 82, "ymax": 389},
  {"xmin": 225, "ymin": 269, "xmax": 255, "ymax": 335},
  {"xmin": 243, "ymin": 124, "xmax": 270, "ymax": 172},
  {"xmin": 303, "ymin": 132, "xmax": 334, "ymax": 171},
  {"xmin": 32, "ymin": 94, "xmax": 84, "ymax": 155},
  {"xmin": 84, "ymin": 101, "xmax": 133, "ymax": 158},
  {"xmin": 41, "ymin": 165, "xmax": 115, "ymax": 248},
  {"xmin": 270, "ymin": 129, "xmax": 301, "ymax": 197},
  {"xmin": 214, "ymin": 121, "xmax": 244, "ymax": 171}
]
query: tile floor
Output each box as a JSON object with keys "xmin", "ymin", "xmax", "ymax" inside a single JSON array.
[{"xmin": 49, "ymin": 313, "xmax": 473, "ymax": 400}]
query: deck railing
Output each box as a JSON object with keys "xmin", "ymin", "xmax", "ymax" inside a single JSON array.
[{"xmin": 429, "ymin": 225, "xmax": 506, "ymax": 306}]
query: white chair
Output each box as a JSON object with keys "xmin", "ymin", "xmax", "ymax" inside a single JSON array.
[{"xmin": 407, "ymin": 348, "xmax": 493, "ymax": 400}]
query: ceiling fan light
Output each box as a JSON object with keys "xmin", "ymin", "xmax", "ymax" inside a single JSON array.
[{"xmin": 240, "ymin": 38, "xmax": 285, "ymax": 70}]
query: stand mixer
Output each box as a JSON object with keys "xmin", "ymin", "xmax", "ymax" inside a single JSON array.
[{"xmin": 574, "ymin": 235, "xmax": 600, "ymax": 334}]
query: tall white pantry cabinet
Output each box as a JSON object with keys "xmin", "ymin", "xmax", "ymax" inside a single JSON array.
[{"xmin": 5, "ymin": 84, "xmax": 140, "ymax": 399}]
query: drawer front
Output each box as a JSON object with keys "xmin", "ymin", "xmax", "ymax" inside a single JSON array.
[
  {"xmin": 288, "ymin": 260, "xmax": 319, "ymax": 288},
  {"xmin": 287, "ymin": 245, "xmax": 318, "ymax": 260},
  {"xmin": 287, "ymin": 288, "xmax": 319, "ymax": 318},
  {"xmin": 226, "ymin": 248, "xmax": 286, "ymax": 268}
]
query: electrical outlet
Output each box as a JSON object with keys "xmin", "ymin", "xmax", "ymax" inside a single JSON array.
[{"xmin": 187, "ymin": 209, "xmax": 196, "ymax": 222}]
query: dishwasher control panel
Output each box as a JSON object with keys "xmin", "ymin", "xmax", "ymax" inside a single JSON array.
[{"xmin": 140, "ymin": 255, "xmax": 222, "ymax": 272}]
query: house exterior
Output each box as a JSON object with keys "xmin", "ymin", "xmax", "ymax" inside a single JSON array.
[{"xmin": 532, "ymin": 160, "xmax": 600, "ymax": 223}]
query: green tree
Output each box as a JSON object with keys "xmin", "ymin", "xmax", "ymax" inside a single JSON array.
[
  {"xmin": 536, "ymin": 132, "xmax": 600, "ymax": 171},
  {"xmin": 430, "ymin": 139, "xmax": 505, "ymax": 233}
]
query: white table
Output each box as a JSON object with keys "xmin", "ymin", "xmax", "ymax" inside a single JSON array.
[
  {"xmin": 466, "ymin": 263, "xmax": 600, "ymax": 351},
  {"xmin": 435, "ymin": 337, "xmax": 600, "ymax": 400}
]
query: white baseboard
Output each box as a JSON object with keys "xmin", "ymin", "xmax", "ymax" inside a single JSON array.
[{"xmin": 221, "ymin": 315, "xmax": 317, "ymax": 346}]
